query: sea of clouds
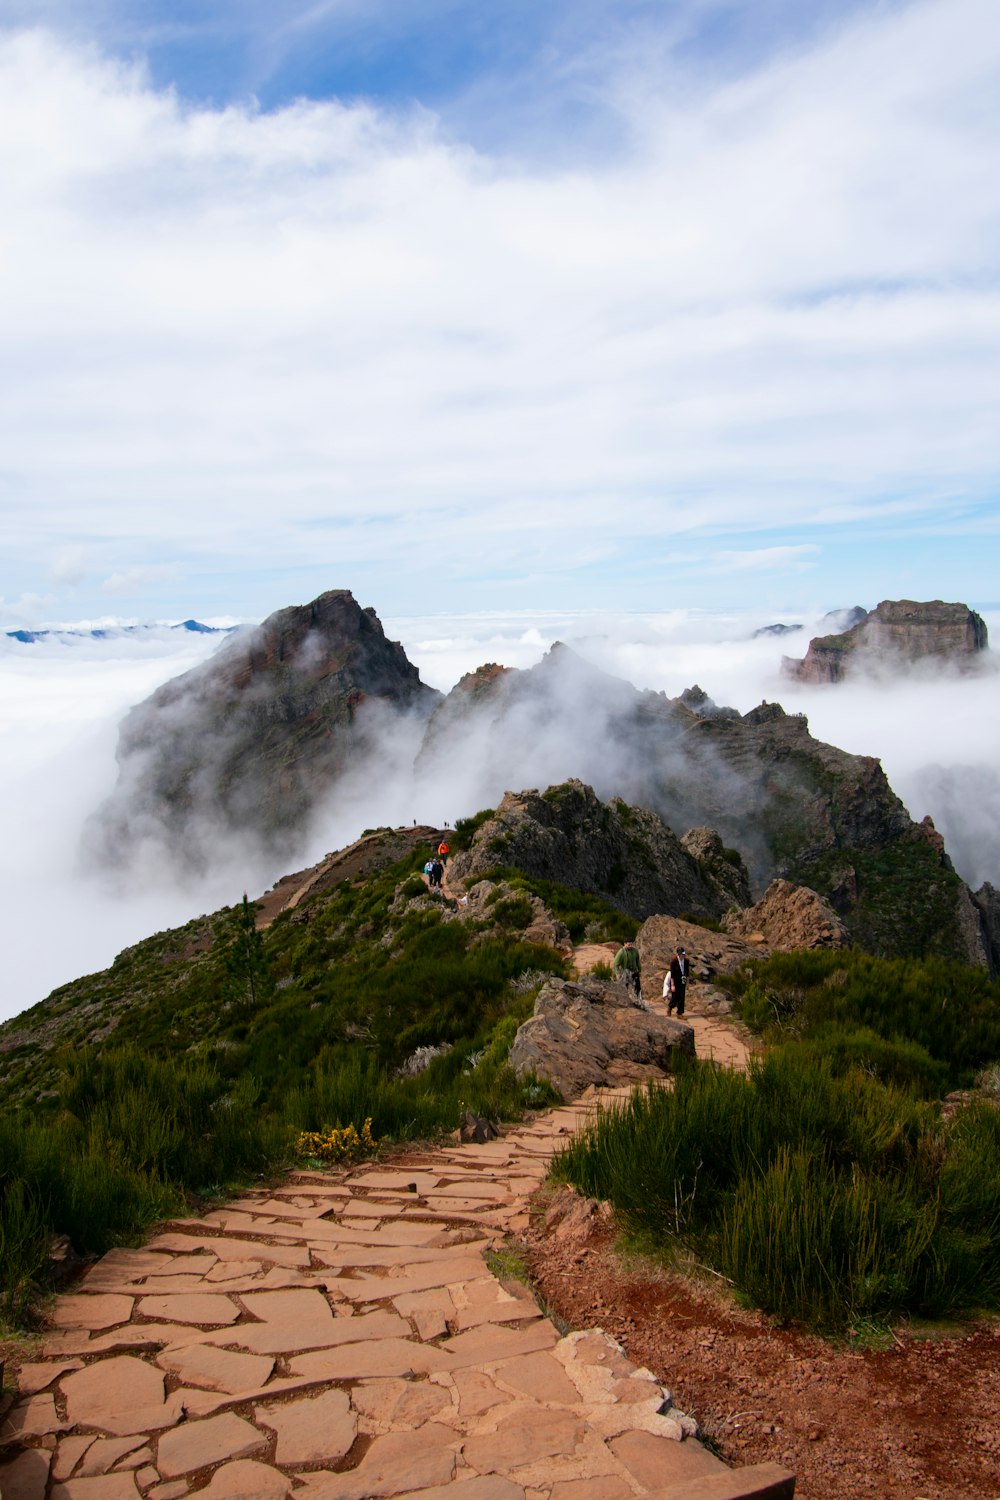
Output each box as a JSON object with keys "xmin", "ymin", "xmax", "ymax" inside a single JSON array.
[{"xmin": 1, "ymin": 605, "xmax": 997, "ymax": 1024}]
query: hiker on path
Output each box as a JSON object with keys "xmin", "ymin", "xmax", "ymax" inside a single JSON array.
[
  {"xmin": 430, "ymin": 858, "xmax": 444, "ymax": 890},
  {"xmin": 665, "ymin": 945, "xmax": 690, "ymax": 1015},
  {"xmin": 613, "ymin": 939, "xmax": 642, "ymax": 1001},
  {"xmin": 437, "ymin": 839, "xmax": 450, "ymax": 864}
]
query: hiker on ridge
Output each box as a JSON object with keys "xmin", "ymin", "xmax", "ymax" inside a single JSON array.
[
  {"xmin": 613, "ymin": 939, "xmax": 642, "ymax": 1001},
  {"xmin": 665, "ymin": 945, "xmax": 690, "ymax": 1016}
]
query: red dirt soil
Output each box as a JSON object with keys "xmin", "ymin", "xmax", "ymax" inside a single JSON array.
[{"xmin": 521, "ymin": 1196, "xmax": 1000, "ymax": 1500}]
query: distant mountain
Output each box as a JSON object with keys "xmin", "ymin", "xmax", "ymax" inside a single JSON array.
[
  {"xmin": 3, "ymin": 619, "xmax": 234, "ymax": 646},
  {"xmin": 88, "ymin": 588, "xmax": 997, "ymax": 969},
  {"xmin": 783, "ymin": 599, "xmax": 990, "ymax": 684}
]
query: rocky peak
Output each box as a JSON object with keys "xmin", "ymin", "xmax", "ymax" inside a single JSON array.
[
  {"xmin": 88, "ymin": 589, "xmax": 441, "ymax": 870},
  {"xmin": 448, "ymin": 779, "xmax": 750, "ymax": 924},
  {"xmin": 783, "ymin": 599, "xmax": 989, "ymax": 683}
]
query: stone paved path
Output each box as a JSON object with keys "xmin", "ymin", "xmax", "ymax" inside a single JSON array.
[{"xmin": 0, "ymin": 1093, "xmax": 791, "ymax": 1500}]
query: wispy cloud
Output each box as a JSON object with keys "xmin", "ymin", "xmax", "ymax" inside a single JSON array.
[{"xmin": 0, "ymin": 2, "xmax": 997, "ymax": 620}]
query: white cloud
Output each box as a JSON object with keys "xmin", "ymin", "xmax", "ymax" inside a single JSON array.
[
  {"xmin": 0, "ymin": 4, "xmax": 997, "ymax": 616},
  {"xmin": 710, "ymin": 545, "xmax": 821, "ymax": 574}
]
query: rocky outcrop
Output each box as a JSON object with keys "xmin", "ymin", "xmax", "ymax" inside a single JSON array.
[
  {"xmin": 509, "ymin": 976, "xmax": 695, "ymax": 1097},
  {"xmin": 784, "ymin": 599, "xmax": 989, "ymax": 683},
  {"xmin": 88, "ymin": 590, "xmax": 441, "ymax": 869},
  {"xmin": 449, "ymin": 781, "xmax": 748, "ymax": 925},
  {"xmin": 722, "ymin": 880, "xmax": 850, "ymax": 951},
  {"xmin": 680, "ymin": 827, "xmax": 752, "ymax": 911}
]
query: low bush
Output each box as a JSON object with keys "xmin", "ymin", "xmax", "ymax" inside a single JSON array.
[{"xmin": 554, "ymin": 1050, "xmax": 1000, "ymax": 1332}]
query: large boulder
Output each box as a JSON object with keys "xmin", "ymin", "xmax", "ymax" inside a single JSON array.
[
  {"xmin": 509, "ymin": 976, "xmax": 695, "ymax": 1099},
  {"xmin": 722, "ymin": 880, "xmax": 849, "ymax": 951}
]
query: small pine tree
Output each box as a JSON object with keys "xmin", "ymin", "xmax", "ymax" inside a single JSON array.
[{"xmin": 224, "ymin": 894, "xmax": 274, "ymax": 1012}]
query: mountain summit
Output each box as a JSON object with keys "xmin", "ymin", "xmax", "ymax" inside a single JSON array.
[{"xmin": 88, "ymin": 589, "xmax": 440, "ymax": 868}]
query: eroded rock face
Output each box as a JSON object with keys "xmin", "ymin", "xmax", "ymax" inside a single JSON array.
[
  {"xmin": 784, "ymin": 599, "xmax": 990, "ymax": 684},
  {"xmin": 722, "ymin": 880, "xmax": 849, "ymax": 952},
  {"xmin": 89, "ymin": 590, "xmax": 441, "ymax": 870},
  {"xmin": 509, "ymin": 976, "xmax": 695, "ymax": 1098},
  {"xmin": 449, "ymin": 781, "xmax": 747, "ymax": 925}
]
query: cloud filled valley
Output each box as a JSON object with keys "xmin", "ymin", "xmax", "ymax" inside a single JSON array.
[{"xmin": 1, "ymin": 599, "xmax": 998, "ymax": 1022}]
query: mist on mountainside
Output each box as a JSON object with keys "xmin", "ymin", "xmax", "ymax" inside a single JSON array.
[{"xmin": 1, "ymin": 602, "xmax": 998, "ymax": 1022}]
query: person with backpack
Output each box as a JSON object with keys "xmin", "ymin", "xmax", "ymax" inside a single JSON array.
[{"xmin": 612, "ymin": 939, "xmax": 642, "ymax": 1001}]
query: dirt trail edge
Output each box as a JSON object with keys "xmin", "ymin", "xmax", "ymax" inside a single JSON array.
[{"xmin": 0, "ymin": 1095, "xmax": 793, "ymax": 1500}]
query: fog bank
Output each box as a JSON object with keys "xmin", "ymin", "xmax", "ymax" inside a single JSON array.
[{"xmin": 1, "ymin": 606, "xmax": 997, "ymax": 1023}]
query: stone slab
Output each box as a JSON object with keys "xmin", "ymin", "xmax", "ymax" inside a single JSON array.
[
  {"xmin": 146, "ymin": 1233, "xmax": 310, "ymax": 1268},
  {"xmin": 609, "ymin": 1431, "xmax": 726, "ymax": 1489},
  {"xmin": 138, "ymin": 1293, "xmax": 241, "ymax": 1325},
  {"xmin": 440, "ymin": 1320, "xmax": 560, "ymax": 1368},
  {"xmin": 0, "ymin": 1393, "xmax": 68, "ymax": 1439},
  {"xmin": 350, "ymin": 1377, "xmax": 452, "ymax": 1431},
  {"xmin": 76, "ymin": 1435, "xmax": 149, "ymax": 1477},
  {"xmin": 304, "ymin": 1424, "xmax": 457, "ymax": 1500},
  {"xmin": 199, "ymin": 1458, "xmax": 294, "ymax": 1497},
  {"xmin": 463, "ymin": 1407, "xmax": 587, "ymax": 1473},
  {"xmin": 52, "ymin": 1435, "xmax": 96, "ymax": 1481},
  {"xmin": 48, "ymin": 1294, "xmax": 134, "ymax": 1330},
  {"xmin": 289, "ymin": 1336, "xmax": 455, "ymax": 1381},
  {"xmin": 647, "ymin": 1465, "xmax": 797, "ymax": 1500},
  {"xmin": 62, "ymin": 1356, "xmax": 165, "ymax": 1427},
  {"xmin": 256, "ymin": 1387, "xmax": 356, "ymax": 1464},
  {"xmin": 157, "ymin": 1343, "xmax": 275, "ymax": 1393},
  {"xmin": 15, "ymin": 1360, "xmax": 84, "ymax": 1394},
  {"xmin": 157, "ymin": 1411, "xmax": 267, "ymax": 1477}
]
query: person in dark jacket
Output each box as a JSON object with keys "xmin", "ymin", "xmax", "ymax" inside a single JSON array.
[{"xmin": 666, "ymin": 946, "xmax": 689, "ymax": 1015}]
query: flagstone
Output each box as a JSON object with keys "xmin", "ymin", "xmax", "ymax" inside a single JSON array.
[
  {"xmin": 0, "ymin": 1445, "xmax": 52, "ymax": 1500},
  {"xmin": 608, "ymin": 1430, "xmax": 727, "ymax": 1489},
  {"xmin": 157, "ymin": 1343, "xmax": 275, "ymax": 1393},
  {"xmin": 138, "ymin": 1293, "xmax": 241, "ymax": 1325},
  {"xmin": 205, "ymin": 1260, "xmax": 265, "ymax": 1281},
  {"xmin": 148, "ymin": 1482, "xmax": 189, "ymax": 1500},
  {"xmin": 198, "ymin": 1458, "xmax": 293, "ymax": 1498},
  {"xmin": 52, "ymin": 1435, "xmax": 97, "ymax": 1480},
  {"xmin": 439, "ymin": 1321, "xmax": 560, "ymax": 1369},
  {"xmin": 443, "ymin": 1369, "xmax": 510, "ymax": 1420},
  {"xmin": 325, "ymin": 1254, "xmax": 490, "ymax": 1300},
  {"xmin": 351, "ymin": 1377, "xmax": 452, "ymax": 1431},
  {"xmin": 75, "ymin": 1435, "xmax": 149, "ymax": 1476},
  {"xmin": 290, "ymin": 1336, "xmax": 454, "ymax": 1382},
  {"xmin": 136, "ymin": 1466, "xmax": 160, "ymax": 1488},
  {"xmin": 49, "ymin": 1474, "xmax": 142, "ymax": 1499},
  {"xmin": 494, "ymin": 1351, "xmax": 582, "ymax": 1406},
  {"xmin": 255, "ymin": 1387, "xmax": 356, "ymax": 1464},
  {"xmin": 62, "ymin": 1356, "xmax": 166, "ymax": 1428},
  {"xmin": 305, "ymin": 1424, "xmax": 457, "ymax": 1500},
  {"xmin": 345, "ymin": 1171, "xmax": 443, "ymax": 1192},
  {"xmin": 156, "ymin": 1411, "xmax": 268, "ymax": 1477},
  {"xmin": 146, "ymin": 1233, "xmax": 310, "ymax": 1268},
  {"xmin": 116, "ymin": 1444, "xmax": 154, "ymax": 1469},
  {"xmin": 0, "ymin": 1392, "xmax": 68, "ymax": 1439},
  {"xmin": 463, "ymin": 1408, "xmax": 587, "ymax": 1474},
  {"xmin": 48, "ymin": 1293, "xmax": 134, "ymax": 1330},
  {"xmin": 15, "ymin": 1360, "xmax": 84, "ymax": 1394},
  {"xmin": 146, "ymin": 1254, "xmax": 220, "ymax": 1277},
  {"xmin": 312, "ymin": 1243, "xmax": 464, "ymax": 1271}
]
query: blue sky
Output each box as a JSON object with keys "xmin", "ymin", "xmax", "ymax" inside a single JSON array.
[{"xmin": 0, "ymin": 0, "xmax": 998, "ymax": 625}]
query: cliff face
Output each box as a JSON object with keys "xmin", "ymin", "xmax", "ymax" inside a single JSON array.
[
  {"xmin": 784, "ymin": 599, "xmax": 989, "ymax": 683},
  {"xmin": 89, "ymin": 590, "xmax": 441, "ymax": 868}
]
